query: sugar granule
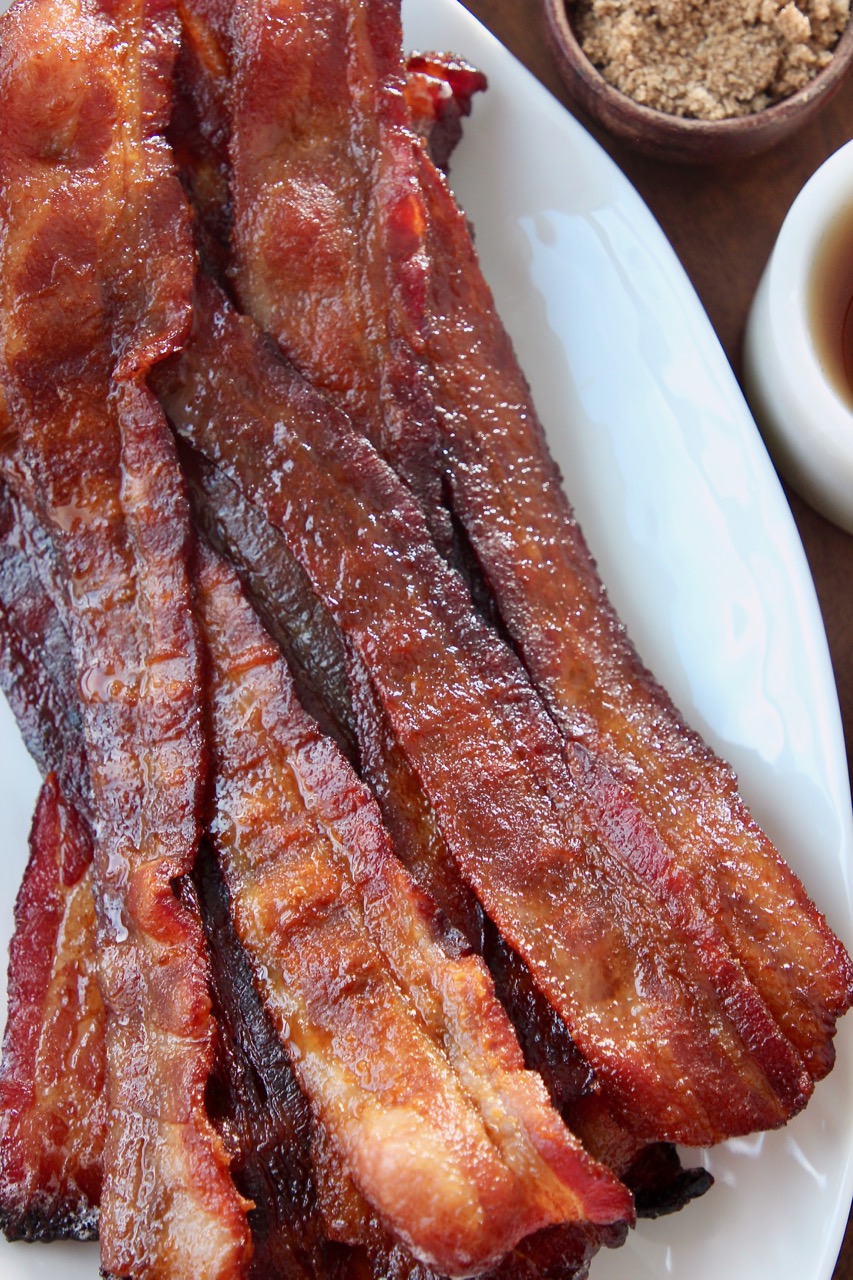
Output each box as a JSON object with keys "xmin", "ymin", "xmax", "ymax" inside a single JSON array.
[{"xmin": 574, "ymin": 0, "xmax": 850, "ymax": 119}]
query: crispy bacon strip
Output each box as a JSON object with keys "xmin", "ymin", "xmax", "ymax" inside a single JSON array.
[
  {"xmin": 195, "ymin": 539, "xmax": 632, "ymax": 1277},
  {"xmin": 0, "ymin": 0, "xmax": 251, "ymax": 1273},
  {"xmin": 0, "ymin": 481, "xmax": 90, "ymax": 817},
  {"xmin": 153, "ymin": 274, "xmax": 813, "ymax": 1148},
  {"xmin": 176, "ymin": 0, "xmax": 452, "ymax": 552},
  {"xmin": 0, "ymin": 531, "xmax": 334, "ymax": 1273},
  {"xmin": 0, "ymin": 482, "xmax": 340, "ymax": 1273},
  {"xmin": 208, "ymin": 0, "xmax": 853, "ymax": 1085},
  {"xmin": 0, "ymin": 775, "xmax": 103, "ymax": 1242},
  {"xmin": 413, "ymin": 146, "xmax": 853, "ymax": 1082},
  {"xmin": 0, "ymin": 474, "xmax": 618, "ymax": 1272},
  {"xmin": 161, "ymin": 448, "xmax": 714, "ymax": 1219},
  {"xmin": 403, "ymin": 53, "xmax": 487, "ymax": 173},
  {"xmin": 168, "ymin": 3, "xmax": 817, "ymax": 1149},
  {"xmin": 194, "ymin": 841, "xmax": 356, "ymax": 1280}
]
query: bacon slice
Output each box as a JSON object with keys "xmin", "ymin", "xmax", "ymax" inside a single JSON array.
[
  {"xmin": 170, "ymin": 0, "xmax": 822, "ymax": 1152},
  {"xmin": 403, "ymin": 53, "xmax": 487, "ymax": 173},
  {"xmin": 195, "ymin": 841, "xmax": 357, "ymax": 1280},
  {"xmin": 130, "ymin": 445, "xmax": 712, "ymax": 1219},
  {"xmin": 176, "ymin": 0, "xmax": 452, "ymax": 553},
  {"xmin": 153, "ymin": 273, "xmax": 814, "ymax": 1148},
  {"xmin": 0, "ymin": 484, "xmax": 345, "ymax": 1273},
  {"xmin": 0, "ymin": 466, "xmax": 623, "ymax": 1272},
  {"xmin": 194, "ymin": 538, "xmax": 632, "ymax": 1276},
  {"xmin": 413, "ymin": 148, "xmax": 853, "ymax": 1082},
  {"xmin": 0, "ymin": 481, "xmax": 90, "ymax": 817},
  {"xmin": 0, "ymin": 776, "xmax": 103, "ymax": 1242},
  {"xmin": 199, "ymin": 0, "xmax": 852, "ymax": 1089},
  {"xmin": 0, "ymin": 0, "xmax": 251, "ymax": 1272},
  {"xmin": 0, "ymin": 467, "xmax": 627, "ymax": 1271}
]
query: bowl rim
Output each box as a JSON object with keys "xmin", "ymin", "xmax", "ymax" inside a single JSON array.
[
  {"xmin": 743, "ymin": 137, "xmax": 853, "ymax": 534},
  {"xmin": 543, "ymin": 0, "xmax": 853, "ymax": 139}
]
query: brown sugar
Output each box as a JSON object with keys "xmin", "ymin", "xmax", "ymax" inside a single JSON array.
[{"xmin": 573, "ymin": 0, "xmax": 850, "ymax": 119}]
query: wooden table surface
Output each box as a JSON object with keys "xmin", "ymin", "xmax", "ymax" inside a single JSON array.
[{"xmin": 457, "ymin": 1, "xmax": 853, "ymax": 1276}]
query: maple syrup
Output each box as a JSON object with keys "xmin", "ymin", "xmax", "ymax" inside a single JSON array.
[{"xmin": 808, "ymin": 197, "xmax": 853, "ymax": 414}]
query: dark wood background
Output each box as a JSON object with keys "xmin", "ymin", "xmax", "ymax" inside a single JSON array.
[{"xmin": 458, "ymin": 2, "xmax": 853, "ymax": 1275}]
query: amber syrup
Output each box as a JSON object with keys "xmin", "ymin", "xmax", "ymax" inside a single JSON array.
[{"xmin": 808, "ymin": 198, "xmax": 853, "ymax": 414}]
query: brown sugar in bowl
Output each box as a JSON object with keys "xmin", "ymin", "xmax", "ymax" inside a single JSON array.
[{"xmin": 543, "ymin": 0, "xmax": 853, "ymax": 164}]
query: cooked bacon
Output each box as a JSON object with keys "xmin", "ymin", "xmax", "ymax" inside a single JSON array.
[
  {"xmin": 0, "ymin": 469, "xmax": 623, "ymax": 1271},
  {"xmin": 198, "ymin": 801, "xmax": 612, "ymax": 1280},
  {"xmin": 194, "ymin": 841, "xmax": 357, "ymax": 1280},
  {"xmin": 0, "ymin": 775, "xmax": 104, "ymax": 1242},
  {"xmin": 413, "ymin": 145, "xmax": 853, "ymax": 1082},
  {"xmin": 196, "ymin": 0, "xmax": 852, "ymax": 1091},
  {"xmin": 0, "ymin": 0, "xmax": 251, "ymax": 1272},
  {"xmin": 403, "ymin": 53, "xmax": 488, "ymax": 173},
  {"xmin": 175, "ymin": 0, "xmax": 452, "ymax": 554},
  {"xmin": 0, "ymin": 481, "xmax": 625, "ymax": 1269},
  {"xmin": 153, "ymin": 272, "xmax": 816, "ymax": 1148},
  {"xmin": 180, "ymin": 441, "xmax": 712, "ymax": 1220},
  {"xmin": 169, "ymin": 0, "xmax": 816, "ymax": 1153},
  {"xmin": 0, "ymin": 480, "xmax": 90, "ymax": 817},
  {"xmin": 0, "ymin": 488, "xmax": 349, "ymax": 1274},
  {"xmin": 194, "ymin": 538, "xmax": 632, "ymax": 1276}
]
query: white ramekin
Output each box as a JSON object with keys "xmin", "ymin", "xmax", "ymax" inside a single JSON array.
[{"xmin": 744, "ymin": 140, "xmax": 853, "ymax": 535}]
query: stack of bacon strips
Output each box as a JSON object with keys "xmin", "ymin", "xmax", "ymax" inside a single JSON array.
[{"xmin": 0, "ymin": 0, "xmax": 851, "ymax": 1275}]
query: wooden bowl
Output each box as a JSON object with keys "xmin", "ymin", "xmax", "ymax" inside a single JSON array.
[{"xmin": 543, "ymin": 0, "xmax": 853, "ymax": 164}]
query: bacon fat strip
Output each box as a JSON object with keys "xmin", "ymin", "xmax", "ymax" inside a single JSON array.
[
  {"xmin": 0, "ymin": 776, "xmax": 104, "ymax": 1242},
  {"xmin": 0, "ymin": 0, "xmax": 251, "ymax": 1273},
  {"xmin": 195, "ymin": 538, "xmax": 632, "ymax": 1277},
  {"xmin": 154, "ymin": 274, "xmax": 813, "ymax": 1148},
  {"xmin": 214, "ymin": 0, "xmax": 853, "ymax": 1082}
]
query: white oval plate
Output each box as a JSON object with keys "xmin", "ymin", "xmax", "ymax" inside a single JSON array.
[{"xmin": 2, "ymin": 1, "xmax": 852, "ymax": 1277}]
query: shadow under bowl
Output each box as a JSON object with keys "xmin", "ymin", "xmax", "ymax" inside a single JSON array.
[{"xmin": 543, "ymin": 0, "xmax": 853, "ymax": 164}]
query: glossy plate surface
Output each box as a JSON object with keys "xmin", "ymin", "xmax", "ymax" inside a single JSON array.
[{"xmin": 1, "ymin": 0, "xmax": 853, "ymax": 1276}]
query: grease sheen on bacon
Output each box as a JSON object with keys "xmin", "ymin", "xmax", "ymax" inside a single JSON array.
[
  {"xmin": 213, "ymin": 0, "xmax": 853, "ymax": 1083},
  {"xmin": 0, "ymin": 0, "xmax": 251, "ymax": 1273},
  {"xmin": 195, "ymin": 540, "xmax": 632, "ymax": 1277},
  {"xmin": 0, "ymin": 776, "xmax": 103, "ymax": 1242},
  {"xmin": 154, "ymin": 273, "xmax": 813, "ymax": 1148},
  {"xmin": 154, "ymin": 451, "xmax": 714, "ymax": 1218},
  {"xmin": 0, "ymin": 492, "xmax": 619, "ymax": 1279}
]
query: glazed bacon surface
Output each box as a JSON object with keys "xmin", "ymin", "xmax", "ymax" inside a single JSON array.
[
  {"xmin": 0, "ymin": 0, "xmax": 251, "ymax": 1273},
  {"xmin": 0, "ymin": 474, "xmax": 632, "ymax": 1276},
  {"xmin": 0, "ymin": 0, "xmax": 852, "ymax": 1274},
  {"xmin": 196, "ymin": 540, "xmax": 632, "ymax": 1275},
  {"xmin": 207, "ymin": 0, "xmax": 853, "ymax": 1084},
  {"xmin": 154, "ymin": 273, "xmax": 814, "ymax": 1148},
  {"xmin": 172, "ymin": 0, "xmax": 852, "ymax": 1122}
]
